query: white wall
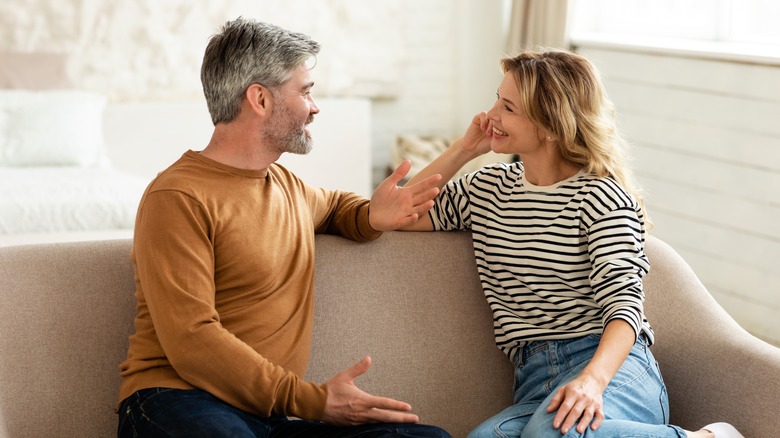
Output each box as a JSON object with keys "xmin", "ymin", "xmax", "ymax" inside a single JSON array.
[
  {"xmin": 0, "ymin": 0, "xmax": 508, "ymax": 189},
  {"xmin": 575, "ymin": 41, "xmax": 780, "ymax": 346},
  {"xmin": 103, "ymin": 99, "xmax": 373, "ymax": 197},
  {"xmin": 364, "ymin": 0, "xmax": 507, "ymax": 184}
]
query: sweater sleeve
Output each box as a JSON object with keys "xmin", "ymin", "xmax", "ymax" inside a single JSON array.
[
  {"xmin": 133, "ymin": 189, "xmax": 327, "ymax": 419},
  {"xmin": 306, "ymin": 187, "xmax": 382, "ymax": 242}
]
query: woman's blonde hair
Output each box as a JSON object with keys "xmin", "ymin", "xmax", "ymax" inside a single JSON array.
[{"xmin": 500, "ymin": 49, "xmax": 649, "ymax": 224}]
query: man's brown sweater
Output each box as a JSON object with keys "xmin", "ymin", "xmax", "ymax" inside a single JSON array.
[{"xmin": 118, "ymin": 151, "xmax": 381, "ymax": 420}]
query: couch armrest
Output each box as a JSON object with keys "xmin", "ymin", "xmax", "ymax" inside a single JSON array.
[{"xmin": 643, "ymin": 236, "xmax": 780, "ymax": 437}]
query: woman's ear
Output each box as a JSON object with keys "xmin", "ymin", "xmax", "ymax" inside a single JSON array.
[{"xmin": 536, "ymin": 127, "xmax": 557, "ymax": 143}]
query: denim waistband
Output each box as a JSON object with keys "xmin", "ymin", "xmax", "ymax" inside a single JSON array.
[{"xmin": 512, "ymin": 332, "xmax": 650, "ymax": 367}]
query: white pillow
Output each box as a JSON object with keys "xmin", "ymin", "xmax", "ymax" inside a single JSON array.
[{"xmin": 0, "ymin": 89, "xmax": 107, "ymax": 167}]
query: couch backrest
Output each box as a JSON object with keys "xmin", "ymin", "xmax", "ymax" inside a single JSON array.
[
  {"xmin": 0, "ymin": 232, "xmax": 509, "ymax": 438},
  {"xmin": 0, "ymin": 239, "xmax": 136, "ymax": 438},
  {"xmin": 305, "ymin": 232, "xmax": 513, "ymax": 436},
  {"xmin": 1, "ymin": 231, "xmax": 773, "ymax": 437}
]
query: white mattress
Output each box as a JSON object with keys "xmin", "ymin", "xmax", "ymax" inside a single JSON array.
[{"xmin": 0, "ymin": 166, "xmax": 148, "ymax": 235}]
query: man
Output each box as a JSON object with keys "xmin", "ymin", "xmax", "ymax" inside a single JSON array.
[{"xmin": 117, "ymin": 17, "xmax": 448, "ymax": 438}]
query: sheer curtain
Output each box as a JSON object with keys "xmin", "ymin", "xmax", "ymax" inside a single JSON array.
[{"xmin": 506, "ymin": 0, "xmax": 571, "ymax": 52}]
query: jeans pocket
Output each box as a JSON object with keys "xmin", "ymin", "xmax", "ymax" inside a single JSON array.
[
  {"xmin": 117, "ymin": 393, "xmax": 145, "ymax": 438},
  {"xmin": 117, "ymin": 401, "xmax": 132, "ymax": 437},
  {"xmin": 604, "ymin": 344, "xmax": 652, "ymax": 395}
]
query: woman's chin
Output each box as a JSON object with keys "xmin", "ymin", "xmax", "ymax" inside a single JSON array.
[{"xmin": 490, "ymin": 138, "xmax": 507, "ymax": 154}]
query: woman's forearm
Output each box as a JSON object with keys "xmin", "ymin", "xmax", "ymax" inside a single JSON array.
[
  {"xmin": 405, "ymin": 112, "xmax": 493, "ymax": 188},
  {"xmin": 581, "ymin": 319, "xmax": 637, "ymax": 390},
  {"xmin": 404, "ymin": 138, "xmax": 479, "ymax": 189}
]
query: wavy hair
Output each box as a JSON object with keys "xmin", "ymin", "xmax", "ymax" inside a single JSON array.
[
  {"xmin": 500, "ymin": 49, "xmax": 649, "ymax": 223},
  {"xmin": 200, "ymin": 17, "xmax": 320, "ymax": 125}
]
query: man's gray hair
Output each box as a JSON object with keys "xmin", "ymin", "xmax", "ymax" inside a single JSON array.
[{"xmin": 201, "ymin": 17, "xmax": 320, "ymax": 125}]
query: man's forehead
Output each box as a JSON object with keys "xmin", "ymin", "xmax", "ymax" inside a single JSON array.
[{"xmin": 281, "ymin": 64, "xmax": 314, "ymax": 89}]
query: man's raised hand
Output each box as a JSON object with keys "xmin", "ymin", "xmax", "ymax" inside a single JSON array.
[{"xmin": 368, "ymin": 160, "xmax": 441, "ymax": 231}]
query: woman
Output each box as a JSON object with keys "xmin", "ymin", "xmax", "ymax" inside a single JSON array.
[{"xmin": 402, "ymin": 50, "xmax": 742, "ymax": 438}]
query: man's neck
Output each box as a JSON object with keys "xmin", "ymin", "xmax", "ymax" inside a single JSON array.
[{"xmin": 199, "ymin": 123, "xmax": 281, "ymax": 171}]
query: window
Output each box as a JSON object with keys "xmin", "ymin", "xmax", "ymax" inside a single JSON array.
[{"xmin": 571, "ymin": 0, "xmax": 780, "ymax": 59}]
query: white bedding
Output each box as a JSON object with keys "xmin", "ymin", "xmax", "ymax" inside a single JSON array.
[{"xmin": 0, "ymin": 166, "xmax": 148, "ymax": 235}]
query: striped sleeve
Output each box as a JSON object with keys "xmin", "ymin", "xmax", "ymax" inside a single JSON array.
[
  {"xmin": 582, "ymin": 180, "xmax": 649, "ymax": 338},
  {"xmin": 429, "ymin": 173, "xmax": 474, "ymax": 231}
]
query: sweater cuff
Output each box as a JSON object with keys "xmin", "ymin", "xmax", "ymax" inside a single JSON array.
[
  {"xmin": 358, "ymin": 202, "xmax": 383, "ymax": 241},
  {"xmin": 292, "ymin": 381, "xmax": 328, "ymax": 420}
]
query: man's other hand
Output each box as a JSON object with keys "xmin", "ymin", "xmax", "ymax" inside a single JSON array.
[{"xmin": 320, "ymin": 356, "xmax": 420, "ymax": 426}]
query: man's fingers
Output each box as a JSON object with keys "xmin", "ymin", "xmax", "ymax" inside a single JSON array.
[
  {"xmin": 386, "ymin": 160, "xmax": 412, "ymax": 186},
  {"xmin": 404, "ymin": 173, "xmax": 442, "ymax": 192},
  {"xmin": 363, "ymin": 408, "xmax": 419, "ymax": 425},
  {"xmin": 342, "ymin": 356, "xmax": 372, "ymax": 380},
  {"xmin": 411, "ymin": 188, "xmax": 439, "ymax": 209},
  {"xmin": 395, "ymin": 214, "xmax": 419, "ymax": 229},
  {"xmin": 359, "ymin": 394, "xmax": 418, "ymax": 422},
  {"xmin": 363, "ymin": 394, "xmax": 413, "ymax": 413}
]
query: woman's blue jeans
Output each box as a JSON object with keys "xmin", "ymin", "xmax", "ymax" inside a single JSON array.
[
  {"xmin": 467, "ymin": 335, "xmax": 687, "ymax": 437},
  {"xmin": 117, "ymin": 387, "xmax": 451, "ymax": 438}
]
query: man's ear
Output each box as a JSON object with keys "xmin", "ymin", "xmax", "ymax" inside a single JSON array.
[{"xmin": 245, "ymin": 83, "xmax": 271, "ymax": 117}]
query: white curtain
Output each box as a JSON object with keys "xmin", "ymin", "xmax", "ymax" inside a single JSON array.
[{"xmin": 506, "ymin": 0, "xmax": 571, "ymax": 52}]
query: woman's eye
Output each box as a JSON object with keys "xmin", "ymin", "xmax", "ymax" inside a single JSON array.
[{"xmin": 496, "ymin": 93, "xmax": 513, "ymax": 112}]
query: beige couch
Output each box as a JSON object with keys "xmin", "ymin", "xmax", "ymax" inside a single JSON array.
[{"xmin": 0, "ymin": 231, "xmax": 778, "ymax": 438}]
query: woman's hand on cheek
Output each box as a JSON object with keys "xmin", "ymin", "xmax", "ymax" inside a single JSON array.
[{"xmin": 460, "ymin": 112, "xmax": 493, "ymax": 156}]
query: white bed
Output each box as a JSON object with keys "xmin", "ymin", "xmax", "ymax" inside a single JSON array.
[
  {"xmin": 0, "ymin": 89, "xmax": 372, "ymax": 247},
  {"xmin": 0, "ymin": 89, "xmax": 148, "ymax": 246},
  {"xmin": 0, "ymin": 167, "xmax": 146, "ymax": 234}
]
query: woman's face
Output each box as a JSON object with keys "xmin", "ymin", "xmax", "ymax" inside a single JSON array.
[{"xmin": 486, "ymin": 72, "xmax": 546, "ymax": 156}]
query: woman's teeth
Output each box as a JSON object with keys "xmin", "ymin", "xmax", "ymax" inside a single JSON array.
[{"xmin": 492, "ymin": 127, "xmax": 508, "ymax": 137}]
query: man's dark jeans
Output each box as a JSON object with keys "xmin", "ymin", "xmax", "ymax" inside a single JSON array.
[{"xmin": 118, "ymin": 388, "xmax": 452, "ymax": 438}]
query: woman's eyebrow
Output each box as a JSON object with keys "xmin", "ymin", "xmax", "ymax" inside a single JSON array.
[{"xmin": 498, "ymin": 89, "xmax": 518, "ymax": 109}]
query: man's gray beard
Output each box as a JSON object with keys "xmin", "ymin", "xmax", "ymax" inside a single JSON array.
[
  {"xmin": 283, "ymin": 130, "xmax": 312, "ymax": 155},
  {"xmin": 265, "ymin": 101, "xmax": 313, "ymax": 155}
]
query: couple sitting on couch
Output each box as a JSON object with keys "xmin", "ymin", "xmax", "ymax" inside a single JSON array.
[{"xmin": 116, "ymin": 18, "xmax": 742, "ymax": 438}]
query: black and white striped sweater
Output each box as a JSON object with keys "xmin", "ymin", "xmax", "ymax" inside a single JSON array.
[{"xmin": 429, "ymin": 161, "xmax": 654, "ymax": 360}]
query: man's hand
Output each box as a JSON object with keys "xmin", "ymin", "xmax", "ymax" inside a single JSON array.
[
  {"xmin": 321, "ymin": 356, "xmax": 420, "ymax": 426},
  {"xmin": 369, "ymin": 160, "xmax": 441, "ymax": 231}
]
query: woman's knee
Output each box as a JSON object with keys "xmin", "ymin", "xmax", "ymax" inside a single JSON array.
[{"xmin": 520, "ymin": 410, "xmax": 565, "ymax": 438}]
